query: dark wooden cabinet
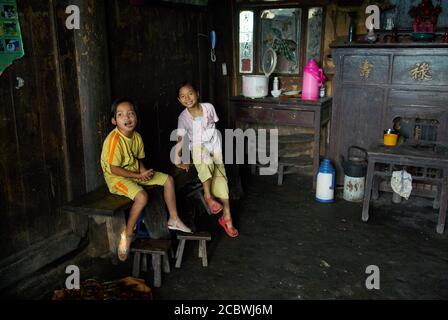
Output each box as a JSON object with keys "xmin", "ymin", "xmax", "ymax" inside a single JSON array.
[
  {"xmin": 231, "ymin": 96, "xmax": 332, "ymax": 182},
  {"xmin": 330, "ymin": 42, "xmax": 448, "ymax": 184}
]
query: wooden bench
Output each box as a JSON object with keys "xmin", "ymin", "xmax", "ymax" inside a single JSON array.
[
  {"xmin": 175, "ymin": 231, "xmax": 211, "ymax": 268},
  {"xmin": 130, "ymin": 239, "xmax": 171, "ymax": 288},
  {"xmin": 61, "ymin": 186, "xmax": 169, "ymax": 259},
  {"xmin": 61, "ymin": 167, "xmax": 212, "ymax": 261}
]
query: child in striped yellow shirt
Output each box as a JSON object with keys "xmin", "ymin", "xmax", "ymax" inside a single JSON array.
[{"xmin": 101, "ymin": 97, "xmax": 191, "ymax": 261}]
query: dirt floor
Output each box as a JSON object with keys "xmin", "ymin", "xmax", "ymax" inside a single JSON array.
[{"xmin": 3, "ymin": 171, "xmax": 448, "ymax": 300}]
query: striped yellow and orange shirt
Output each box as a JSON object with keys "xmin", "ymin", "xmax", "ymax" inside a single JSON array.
[{"xmin": 100, "ymin": 128, "xmax": 145, "ymax": 185}]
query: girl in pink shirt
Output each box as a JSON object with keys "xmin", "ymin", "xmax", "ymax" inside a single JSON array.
[{"xmin": 175, "ymin": 82, "xmax": 238, "ymax": 238}]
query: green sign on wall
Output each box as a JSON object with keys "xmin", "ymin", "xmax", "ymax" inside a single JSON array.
[{"xmin": 0, "ymin": 0, "xmax": 24, "ymax": 75}]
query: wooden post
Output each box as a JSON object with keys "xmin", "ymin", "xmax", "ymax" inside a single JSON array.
[
  {"xmin": 162, "ymin": 253, "xmax": 171, "ymax": 273},
  {"xmin": 141, "ymin": 254, "xmax": 147, "ymax": 272},
  {"xmin": 132, "ymin": 252, "xmax": 141, "ymax": 278},
  {"xmin": 200, "ymin": 240, "xmax": 208, "ymax": 267},
  {"xmin": 152, "ymin": 254, "xmax": 162, "ymax": 288},
  {"xmin": 175, "ymin": 239, "xmax": 186, "ymax": 268}
]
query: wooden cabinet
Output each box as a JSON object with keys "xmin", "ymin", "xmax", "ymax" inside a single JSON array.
[
  {"xmin": 231, "ymin": 96, "xmax": 332, "ymax": 183},
  {"xmin": 330, "ymin": 42, "xmax": 448, "ymax": 184}
]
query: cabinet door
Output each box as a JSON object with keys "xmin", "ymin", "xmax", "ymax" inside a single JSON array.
[{"xmin": 333, "ymin": 86, "xmax": 384, "ymax": 183}]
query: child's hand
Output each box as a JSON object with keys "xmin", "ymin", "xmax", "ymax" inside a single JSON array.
[
  {"xmin": 139, "ymin": 169, "xmax": 154, "ymax": 181},
  {"xmin": 176, "ymin": 164, "xmax": 191, "ymax": 172}
]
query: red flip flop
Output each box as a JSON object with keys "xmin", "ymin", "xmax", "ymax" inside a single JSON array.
[
  {"xmin": 218, "ymin": 216, "xmax": 239, "ymax": 238},
  {"xmin": 205, "ymin": 196, "xmax": 223, "ymax": 214}
]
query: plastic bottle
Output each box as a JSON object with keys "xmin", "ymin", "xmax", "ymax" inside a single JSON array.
[
  {"xmin": 273, "ymin": 77, "xmax": 279, "ymax": 91},
  {"xmin": 302, "ymin": 59, "xmax": 326, "ymax": 100},
  {"xmin": 319, "ymin": 86, "xmax": 326, "ymax": 98},
  {"xmin": 348, "ymin": 12, "xmax": 357, "ymax": 43},
  {"xmin": 316, "ymin": 159, "xmax": 335, "ymax": 203}
]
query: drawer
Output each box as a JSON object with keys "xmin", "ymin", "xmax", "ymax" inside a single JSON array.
[
  {"xmin": 342, "ymin": 55, "xmax": 390, "ymax": 84},
  {"xmin": 388, "ymin": 89, "xmax": 448, "ymax": 108},
  {"xmin": 237, "ymin": 106, "xmax": 273, "ymax": 123},
  {"xmin": 272, "ymin": 109, "xmax": 314, "ymax": 127},
  {"xmin": 392, "ymin": 55, "xmax": 448, "ymax": 86}
]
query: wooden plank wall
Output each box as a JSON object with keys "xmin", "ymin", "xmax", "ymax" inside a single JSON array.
[
  {"xmin": 0, "ymin": 0, "xmax": 112, "ymax": 290},
  {"xmin": 106, "ymin": 0, "xmax": 212, "ymax": 170},
  {"xmin": 72, "ymin": 0, "xmax": 111, "ymax": 192},
  {"xmin": 0, "ymin": 0, "xmax": 233, "ymax": 290},
  {"xmin": 0, "ymin": 1, "xmax": 74, "ymax": 263}
]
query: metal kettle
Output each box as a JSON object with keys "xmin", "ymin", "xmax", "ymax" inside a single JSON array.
[{"xmin": 340, "ymin": 146, "xmax": 367, "ymax": 178}]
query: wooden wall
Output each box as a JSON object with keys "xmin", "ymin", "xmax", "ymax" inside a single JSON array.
[
  {"xmin": 106, "ymin": 0, "xmax": 212, "ymax": 170},
  {"xmin": 0, "ymin": 0, "xmax": 231, "ymax": 291},
  {"xmin": 1, "ymin": 0, "xmax": 350, "ymax": 291},
  {"xmin": 0, "ymin": 0, "xmax": 112, "ymax": 290}
]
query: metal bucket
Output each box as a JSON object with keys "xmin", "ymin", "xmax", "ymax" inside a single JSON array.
[{"xmin": 341, "ymin": 146, "xmax": 367, "ymax": 202}]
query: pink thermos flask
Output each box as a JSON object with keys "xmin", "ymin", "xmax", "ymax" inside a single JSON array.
[{"xmin": 302, "ymin": 59, "xmax": 326, "ymax": 100}]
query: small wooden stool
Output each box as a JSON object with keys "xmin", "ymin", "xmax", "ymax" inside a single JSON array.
[
  {"xmin": 249, "ymin": 134, "xmax": 314, "ymax": 186},
  {"xmin": 175, "ymin": 232, "xmax": 211, "ymax": 268},
  {"xmin": 130, "ymin": 239, "xmax": 171, "ymax": 288}
]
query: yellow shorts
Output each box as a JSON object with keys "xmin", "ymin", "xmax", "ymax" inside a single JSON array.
[
  {"xmin": 107, "ymin": 171, "xmax": 168, "ymax": 200},
  {"xmin": 192, "ymin": 146, "xmax": 229, "ymax": 199}
]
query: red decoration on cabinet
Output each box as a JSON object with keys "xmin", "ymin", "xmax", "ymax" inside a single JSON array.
[{"xmin": 409, "ymin": 0, "xmax": 443, "ymax": 32}]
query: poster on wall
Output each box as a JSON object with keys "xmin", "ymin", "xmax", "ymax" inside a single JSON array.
[{"xmin": 0, "ymin": 0, "xmax": 24, "ymax": 75}]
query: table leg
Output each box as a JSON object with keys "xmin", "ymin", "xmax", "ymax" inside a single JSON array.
[
  {"xmin": 362, "ymin": 160, "xmax": 375, "ymax": 222},
  {"xmin": 371, "ymin": 175, "xmax": 379, "ymax": 200},
  {"xmin": 436, "ymin": 171, "xmax": 447, "ymax": 234},
  {"xmin": 433, "ymin": 181, "xmax": 441, "ymax": 210},
  {"xmin": 313, "ymin": 113, "xmax": 321, "ymax": 191},
  {"xmin": 277, "ymin": 164, "xmax": 284, "ymax": 186}
]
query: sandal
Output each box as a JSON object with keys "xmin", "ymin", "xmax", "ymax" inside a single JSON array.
[
  {"xmin": 118, "ymin": 231, "xmax": 133, "ymax": 261},
  {"xmin": 168, "ymin": 218, "xmax": 192, "ymax": 233},
  {"xmin": 205, "ymin": 196, "xmax": 223, "ymax": 214},
  {"xmin": 218, "ymin": 216, "xmax": 239, "ymax": 238}
]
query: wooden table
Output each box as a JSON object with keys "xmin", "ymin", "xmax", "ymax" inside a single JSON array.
[
  {"xmin": 362, "ymin": 143, "xmax": 448, "ymax": 234},
  {"xmin": 231, "ymin": 96, "xmax": 332, "ymax": 187}
]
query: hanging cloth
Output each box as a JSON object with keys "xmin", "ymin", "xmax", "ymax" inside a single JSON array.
[{"xmin": 391, "ymin": 169, "xmax": 413, "ymax": 200}]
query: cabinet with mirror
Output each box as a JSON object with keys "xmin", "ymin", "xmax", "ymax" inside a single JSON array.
[{"xmin": 236, "ymin": 0, "xmax": 327, "ymax": 85}]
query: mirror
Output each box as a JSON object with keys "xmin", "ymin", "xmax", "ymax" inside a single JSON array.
[{"xmin": 259, "ymin": 8, "xmax": 302, "ymax": 74}]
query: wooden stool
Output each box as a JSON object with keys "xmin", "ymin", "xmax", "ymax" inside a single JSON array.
[
  {"xmin": 175, "ymin": 232, "xmax": 211, "ymax": 268},
  {"xmin": 277, "ymin": 155, "xmax": 313, "ymax": 186},
  {"xmin": 249, "ymin": 134, "xmax": 314, "ymax": 185},
  {"xmin": 130, "ymin": 239, "xmax": 171, "ymax": 288}
]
